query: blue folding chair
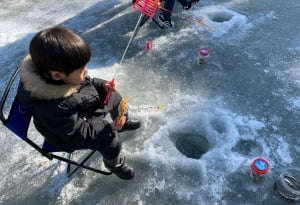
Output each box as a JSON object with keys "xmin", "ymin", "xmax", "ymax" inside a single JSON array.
[{"xmin": 0, "ymin": 67, "xmax": 112, "ymax": 177}]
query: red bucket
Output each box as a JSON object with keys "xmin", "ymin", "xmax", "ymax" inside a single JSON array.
[{"xmin": 133, "ymin": 0, "xmax": 160, "ymax": 18}]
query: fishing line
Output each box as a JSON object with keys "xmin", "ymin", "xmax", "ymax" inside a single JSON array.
[
  {"xmin": 104, "ymin": 0, "xmax": 161, "ymax": 104},
  {"xmin": 158, "ymin": 6, "xmax": 213, "ymax": 29},
  {"xmin": 103, "ymin": 13, "xmax": 144, "ymax": 104},
  {"xmin": 104, "ymin": 0, "xmax": 211, "ymax": 103}
]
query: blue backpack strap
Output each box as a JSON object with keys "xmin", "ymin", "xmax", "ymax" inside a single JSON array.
[{"xmin": 5, "ymin": 99, "xmax": 32, "ymax": 140}]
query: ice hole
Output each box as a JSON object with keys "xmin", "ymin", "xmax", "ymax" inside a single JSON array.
[
  {"xmin": 232, "ymin": 139, "xmax": 263, "ymax": 156},
  {"xmin": 209, "ymin": 11, "xmax": 233, "ymax": 22},
  {"xmin": 210, "ymin": 119, "xmax": 226, "ymax": 134},
  {"xmin": 172, "ymin": 133, "xmax": 209, "ymax": 159}
]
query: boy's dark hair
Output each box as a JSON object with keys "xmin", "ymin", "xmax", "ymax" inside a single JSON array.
[{"xmin": 29, "ymin": 26, "xmax": 91, "ymax": 77}]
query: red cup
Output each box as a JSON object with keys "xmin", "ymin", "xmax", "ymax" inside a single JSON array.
[{"xmin": 146, "ymin": 40, "xmax": 152, "ymax": 51}]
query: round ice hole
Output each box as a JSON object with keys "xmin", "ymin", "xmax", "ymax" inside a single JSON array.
[
  {"xmin": 210, "ymin": 119, "xmax": 226, "ymax": 134},
  {"xmin": 209, "ymin": 11, "xmax": 233, "ymax": 22},
  {"xmin": 173, "ymin": 133, "xmax": 209, "ymax": 159},
  {"xmin": 232, "ymin": 139, "xmax": 263, "ymax": 156}
]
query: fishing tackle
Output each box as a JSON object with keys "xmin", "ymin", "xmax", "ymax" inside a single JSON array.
[{"xmin": 104, "ymin": 0, "xmax": 161, "ymax": 105}]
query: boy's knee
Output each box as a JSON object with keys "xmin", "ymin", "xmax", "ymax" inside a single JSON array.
[{"xmin": 101, "ymin": 131, "xmax": 122, "ymax": 159}]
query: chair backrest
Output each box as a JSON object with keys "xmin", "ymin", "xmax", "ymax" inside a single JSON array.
[
  {"xmin": 1, "ymin": 68, "xmax": 18, "ymax": 118},
  {"xmin": 5, "ymin": 98, "xmax": 32, "ymax": 140},
  {"xmin": 0, "ymin": 67, "xmax": 60, "ymax": 153}
]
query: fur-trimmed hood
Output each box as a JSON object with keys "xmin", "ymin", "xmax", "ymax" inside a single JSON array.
[{"xmin": 19, "ymin": 55, "xmax": 79, "ymax": 100}]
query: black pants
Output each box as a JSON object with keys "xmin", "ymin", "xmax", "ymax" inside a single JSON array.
[
  {"xmin": 43, "ymin": 91, "xmax": 123, "ymax": 160},
  {"xmin": 86, "ymin": 91, "xmax": 122, "ymax": 160}
]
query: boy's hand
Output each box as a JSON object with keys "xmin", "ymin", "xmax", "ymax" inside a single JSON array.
[
  {"xmin": 110, "ymin": 116, "xmax": 127, "ymax": 131},
  {"xmin": 105, "ymin": 80, "xmax": 116, "ymax": 92}
]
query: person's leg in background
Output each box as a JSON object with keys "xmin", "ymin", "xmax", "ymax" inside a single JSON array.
[{"xmin": 159, "ymin": 0, "xmax": 176, "ymax": 27}]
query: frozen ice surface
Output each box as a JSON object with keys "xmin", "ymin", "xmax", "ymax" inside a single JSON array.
[{"xmin": 1, "ymin": 0, "xmax": 300, "ymax": 204}]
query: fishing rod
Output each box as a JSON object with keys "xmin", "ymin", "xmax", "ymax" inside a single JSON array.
[
  {"xmin": 103, "ymin": 0, "xmax": 160, "ymax": 104},
  {"xmin": 103, "ymin": 0, "xmax": 211, "ymax": 104},
  {"xmin": 103, "ymin": 13, "xmax": 144, "ymax": 104},
  {"xmin": 158, "ymin": 6, "xmax": 213, "ymax": 29}
]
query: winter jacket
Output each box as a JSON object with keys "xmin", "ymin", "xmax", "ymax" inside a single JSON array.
[{"xmin": 17, "ymin": 55, "xmax": 118, "ymax": 152}]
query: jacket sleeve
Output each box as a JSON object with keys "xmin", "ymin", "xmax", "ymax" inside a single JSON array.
[
  {"xmin": 91, "ymin": 78, "xmax": 108, "ymax": 101},
  {"xmin": 34, "ymin": 101, "xmax": 114, "ymax": 147}
]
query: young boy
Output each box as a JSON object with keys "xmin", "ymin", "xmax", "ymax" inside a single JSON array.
[{"xmin": 17, "ymin": 26, "xmax": 141, "ymax": 180}]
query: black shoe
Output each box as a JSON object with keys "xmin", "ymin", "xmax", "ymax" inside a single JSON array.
[
  {"xmin": 183, "ymin": 0, "xmax": 200, "ymax": 10},
  {"xmin": 104, "ymin": 157, "xmax": 135, "ymax": 180},
  {"xmin": 120, "ymin": 119, "xmax": 141, "ymax": 132},
  {"xmin": 158, "ymin": 14, "xmax": 173, "ymax": 27}
]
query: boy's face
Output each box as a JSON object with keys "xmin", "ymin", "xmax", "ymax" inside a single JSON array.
[{"xmin": 55, "ymin": 66, "xmax": 88, "ymax": 85}]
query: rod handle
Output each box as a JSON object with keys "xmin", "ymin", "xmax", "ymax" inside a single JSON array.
[{"xmin": 103, "ymin": 78, "xmax": 115, "ymax": 105}]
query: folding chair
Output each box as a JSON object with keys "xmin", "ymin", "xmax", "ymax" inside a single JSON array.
[{"xmin": 0, "ymin": 67, "xmax": 112, "ymax": 177}]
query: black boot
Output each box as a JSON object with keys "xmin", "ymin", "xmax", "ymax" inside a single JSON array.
[
  {"xmin": 183, "ymin": 0, "xmax": 200, "ymax": 10},
  {"xmin": 104, "ymin": 153, "xmax": 135, "ymax": 180},
  {"xmin": 120, "ymin": 119, "xmax": 141, "ymax": 132}
]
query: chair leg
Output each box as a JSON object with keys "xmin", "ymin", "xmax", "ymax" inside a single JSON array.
[
  {"xmin": 66, "ymin": 153, "xmax": 73, "ymax": 175},
  {"xmin": 138, "ymin": 14, "xmax": 164, "ymax": 29},
  {"xmin": 139, "ymin": 14, "xmax": 150, "ymax": 27},
  {"xmin": 49, "ymin": 151, "xmax": 112, "ymax": 176},
  {"xmin": 67, "ymin": 150, "xmax": 97, "ymax": 177},
  {"xmin": 152, "ymin": 17, "xmax": 165, "ymax": 29}
]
